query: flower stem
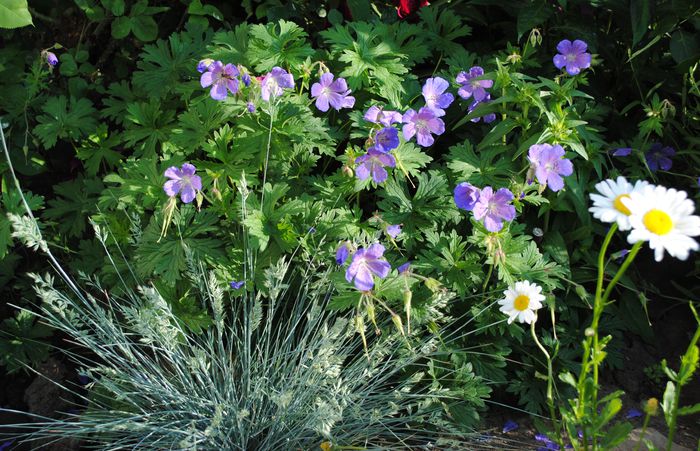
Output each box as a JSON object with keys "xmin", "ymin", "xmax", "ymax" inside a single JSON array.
[
  {"xmin": 531, "ymin": 319, "xmax": 562, "ymax": 446},
  {"xmin": 260, "ymin": 101, "xmax": 276, "ymax": 207},
  {"xmin": 634, "ymin": 413, "xmax": 651, "ymax": 451}
]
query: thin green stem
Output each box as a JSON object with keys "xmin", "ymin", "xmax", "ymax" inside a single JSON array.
[
  {"xmin": 260, "ymin": 101, "xmax": 276, "ymax": 207},
  {"xmin": 601, "ymin": 241, "xmax": 643, "ymax": 303},
  {"xmin": 531, "ymin": 319, "xmax": 561, "ymax": 446},
  {"xmin": 634, "ymin": 414, "xmax": 651, "ymax": 451}
]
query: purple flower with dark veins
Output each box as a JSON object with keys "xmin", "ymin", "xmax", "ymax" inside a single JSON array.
[
  {"xmin": 454, "ymin": 182, "xmax": 481, "ymax": 211},
  {"xmin": 374, "ymin": 127, "xmax": 400, "ymax": 152},
  {"xmin": 472, "ymin": 187, "xmax": 516, "ymax": 232},
  {"xmin": 386, "ymin": 224, "xmax": 401, "ymax": 238},
  {"xmin": 311, "ymin": 72, "xmax": 355, "ymax": 112},
  {"xmin": 355, "ymin": 148, "xmax": 396, "ymax": 184},
  {"xmin": 45, "ymin": 51, "xmax": 59, "ymax": 66},
  {"xmin": 364, "ymin": 106, "xmax": 403, "ymax": 126},
  {"xmin": 468, "ymin": 93, "xmax": 497, "ymax": 123},
  {"xmin": 261, "ymin": 66, "xmax": 294, "ymax": 101},
  {"xmin": 456, "ymin": 66, "xmax": 493, "ymax": 101},
  {"xmin": 422, "ymin": 76, "xmax": 454, "ymax": 116},
  {"xmin": 345, "ymin": 243, "xmax": 391, "ymax": 291},
  {"xmin": 163, "ymin": 163, "xmax": 202, "ymax": 204},
  {"xmin": 645, "ymin": 143, "xmax": 675, "ymax": 172},
  {"xmin": 553, "ymin": 39, "xmax": 592, "ymax": 76},
  {"xmin": 200, "ymin": 61, "xmax": 240, "ymax": 101},
  {"xmin": 528, "ymin": 143, "xmax": 574, "ymax": 192},
  {"xmin": 402, "ymin": 107, "xmax": 445, "ymax": 147}
]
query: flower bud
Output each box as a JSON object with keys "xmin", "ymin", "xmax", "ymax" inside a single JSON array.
[
  {"xmin": 342, "ymin": 165, "xmax": 353, "ymax": 178},
  {"xmin": 644, "ymin": 397, "xmax": 659, "ymax": 416},
  {"xmin": 584, "ymin": 327, "xmax": 595, "ymax": 337}
]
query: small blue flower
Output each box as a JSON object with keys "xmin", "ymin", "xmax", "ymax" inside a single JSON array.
[
  {"xmin": 230, "ymin": 280, "xmax": 245, "ymax": 289},
  {"xmin": 336, "ymin": 243, "xmax": 351, "ymax": 265},
  {"xmin": 626, "ymin": 408, "xmax": 643, "ymax": 419},
  {"xmin": 45, "ymin": 51, "xmax": 59, "ymax": 66},
  {"xmin": 612, "ymin": 147, "xmax": 632, "ymax": 157},
  {"xmin": 374, "ymin": 127, "xmax": 400, "ymax": 152},
  {"xmin": 398, "ymin": 262, "xmax": 411, "ymax": 274},
  {"xmin": 502, "ymin": 419, "xmax": 519, "ymax": 433},
  {"xmin": 247, "ymin": 102, "xmax": 256, "ymax": 113},
  {"xmin": 386, "ymin": 224, "xmax": 401, "ymax": 239}
]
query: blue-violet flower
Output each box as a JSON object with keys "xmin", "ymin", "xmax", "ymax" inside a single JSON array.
[
  {"xmin": 456, "ymin": 66, "xmax": 493, "ymax": 101},
  {"xmin": 528, "ymin": 143, "xmax": 574, "ymax": 192},
  {"xmin": 163, "ymin": 163, "xmax": 202, "ymax": 204},
  {"xmin": 311, "ymin": 72, "xmax": 355, "ymax": 112},
  {"xmin": 374, "ymin": 127, "xmax": 400, "ymax": 152},
  {"xmin": 645, "ymin": 143, "xmax": 675, "ymax": 172},
  {"xmin": 261, "ymin": 66, "xmax": 294, "ymax": 101},
  {"xmin": 454, "ymin": 182, "xmax": 481, "ymax": 211},
  {"xmin": 355, "ymin": 148, "xmax": 396, "ymax": 184},
  {"xmin": 422, "ymin": 76, "xmax": 454, "ymax": 116},
  {"xmin": 364, "ymin": 106, "xmax": 403, "ymax": 126},
  {"xmin": 472, "ymin": 187, "xmax": 516, "ymax": 232},
  {"xmin": 345, "ymin": 243, "xmax": 391, "ymax": 291},
  {"xmin": 402, "ymin": 107, "xmax": 445, "ymax": 147},
  {"xmin": 386, "ymin": 224, "xmax": 401, "ymax": 238},
  {"xmin": 45, "ymin": 51, "xmax": 59, "ymax": 66},
  {"xmin": 200, "ymin": 61, "xmax": 239, "ymax": 101},
  {"xmin": 553, "ymin": 39, "xmax": 592, "ymax": 75}
]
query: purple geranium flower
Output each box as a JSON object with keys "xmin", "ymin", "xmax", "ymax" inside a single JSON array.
[
  {"xmin": 311, "ymin": 72, "xmax": 355, "ymax": 112},
  {"xmin": 239, "ymin": 66, "xmax": 251, "ymax": 86},
  {"xmin": 398, "ymin": 262, "xmax": 411, "ymax": 274},
  {"xmin": 456, "ymin": 66, "xmax": 493, "ymax": 101},
  {"xmin": 645, "ymin": 143, "xmax": 675, "ymax": 172},
  {"xmin": 374, "ymin": 127, "xmax": 400, "ymax": 152},
  {"xmin": 472, "ymin": 187, "xmax": 516, "ymax": 232},
  {"xmin": 355, "ymin": 148, "xmax": 396, "ymax": 184},
  {"xmin": 261, "ymin": 66, "xmax": 294, "ymax": 101},
  {"xmin": 246, "ymin": 102, "xmax": 256, "ymax": 113},
  {"xmin": 422, "ymin": 76, "xmax": 454, "ymax": 116},
  {"xmin": 345, "ymin": 243, "xmax": 391, "ymax": 291},
  {"xmin": 364, "ymin": 106, "xmax": 403, "ymax": 126},
  {"xmin": 402, "ymin": 107, "xmax": 445, "ymax": 147},
  {"xmin": 468, "ymin": 93, "xmax": 497, "ymax": 123},
  {"xmin": 454, "ymin": 182, "xmax": 481, "ymax": 211},
  {"xmin": 230, "ymin": 280, "xmax": 245, "ymax": 289},
  {"xmin": 163, "ymin": 163, "xmax": 202, "ymax": 204},
  {"xmin": 197, "ymin": 59, "xmax": 213, "ymax": 73},
  {"xmin": 386, "ymin": 224, "xmax": 401, "ymax": 238},
  {"xmin": 502, "ymin": 420, "xmax": 519, "ymax": 433},
  {"xmin": 336, "ymin": 243, "xmax": 351, "ymax": 265},
  {"xmin": 612, "ymin": 147, "xmax": 632, "ymax": 157},
  {"xmin": 553, "ymin": 39, "xmax": 592, "ymax": 76},
  {"xmin": 200, "ymin": 61, "xmax": 240, "ymax": 101},
  {"xmin": 45, "ymin": 51, "xmax": 59, "ymax": 66},
  {"xmin": 528, "ymin": 143, "xmax": 574, "ymax": 192}
]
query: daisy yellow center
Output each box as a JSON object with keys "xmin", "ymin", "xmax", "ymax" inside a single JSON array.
[
  {"xmin": 514, "ymin": 294, "xmax": 530, "ymax": 311},
  {"xmin": 613, "ymin": 194, "xmax": 631, "ymax": 215},
  {"xmin": 643, "ymin": 209, "xmax": 673, "ymax": 235}
]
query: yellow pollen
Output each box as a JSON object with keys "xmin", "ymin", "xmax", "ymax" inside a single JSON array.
[
  {"xmin": 514, "ymin": 294, "xmax": 530, "ymax": 311},
  {"xmin": 613, "ymin": 194, "xmax": 631, "ymax": 215},
  {"xmin": 643, "ymin": 209, "xmax": 673, "ymax": 235}
]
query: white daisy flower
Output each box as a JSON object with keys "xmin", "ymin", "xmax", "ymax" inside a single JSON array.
[
  {"xmin": 624, "ymin": 185, "xmax": 700, "ymax": 261},
  {"xmin": 498, "ymin": 281, "xmax": 545, "ymax": 324},
  {"xmin": 589, "ymin": 176, "xmax": 649, "ymax": 230}
]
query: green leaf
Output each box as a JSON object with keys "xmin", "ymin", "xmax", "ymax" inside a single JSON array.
[
  {"xmin": 34, "ymin": 96, "xmax": 98, "ymax": 149},
  {"xmin": 75, "ymin": 124, "xmax": 123, "ymax": 176},
  {"xmin": 393, "ymin": 141, "xmax": 432, "ymax": 178},
  {"xmin": 676, "ymin": 402, "xmax": 700, "ymax": 416},
  {"xmin": 516, "ymin": 0, "xmax": 551, "ymax": 40},
  {"xmin": 477, "ymin": 118, "xmax": 518, "ymax": 151},
  {"xmin": 131, "ymin": 15, "xmax": 158, "ymax": 42},
  {"xmin": 111, "ymin": 16, "xmax": 132, "ymax": 39},
  {"xmin": 102, "ymin": 0, "xmax": 125, "ymax": 16},
  {"xmin": 0, "ymin": 311, "xmax": 52, "ymax": 374},
  {"xmin": 630, "ymin": 0, "xmax": 650, "ymax": 47},
  {"xmin": 247, "ymin": 20, "xmax": 315, "ymax": 72},
  {"xmin": 0, "ymin": 0, "xmax": 33, "ymax": 29},
  {"xmin": 600, "ymin": 422, "xmax": 633, "ymax": 449},
  {"xmin": 670, "ymin": 30, "xmax": 700, "ymax": 65}
]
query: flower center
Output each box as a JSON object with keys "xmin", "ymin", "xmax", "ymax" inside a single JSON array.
[
  {"xmin": 415, "ymin": 119, "xmax": 428, "ymax": 133},
  {"xmin": 643, "ymin": 209, "xmax": 673, "ymax": 235},
  {"xmin": 514, "ymin": 294, "xmax": 530, "ymax": 311},
  {"xmin": 613, "ymin": 194, "xmax": 631, "ymax": 215},
  {"xmin": 566, "ymin": 53, "xmax": 577, "ymax": 62}
]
